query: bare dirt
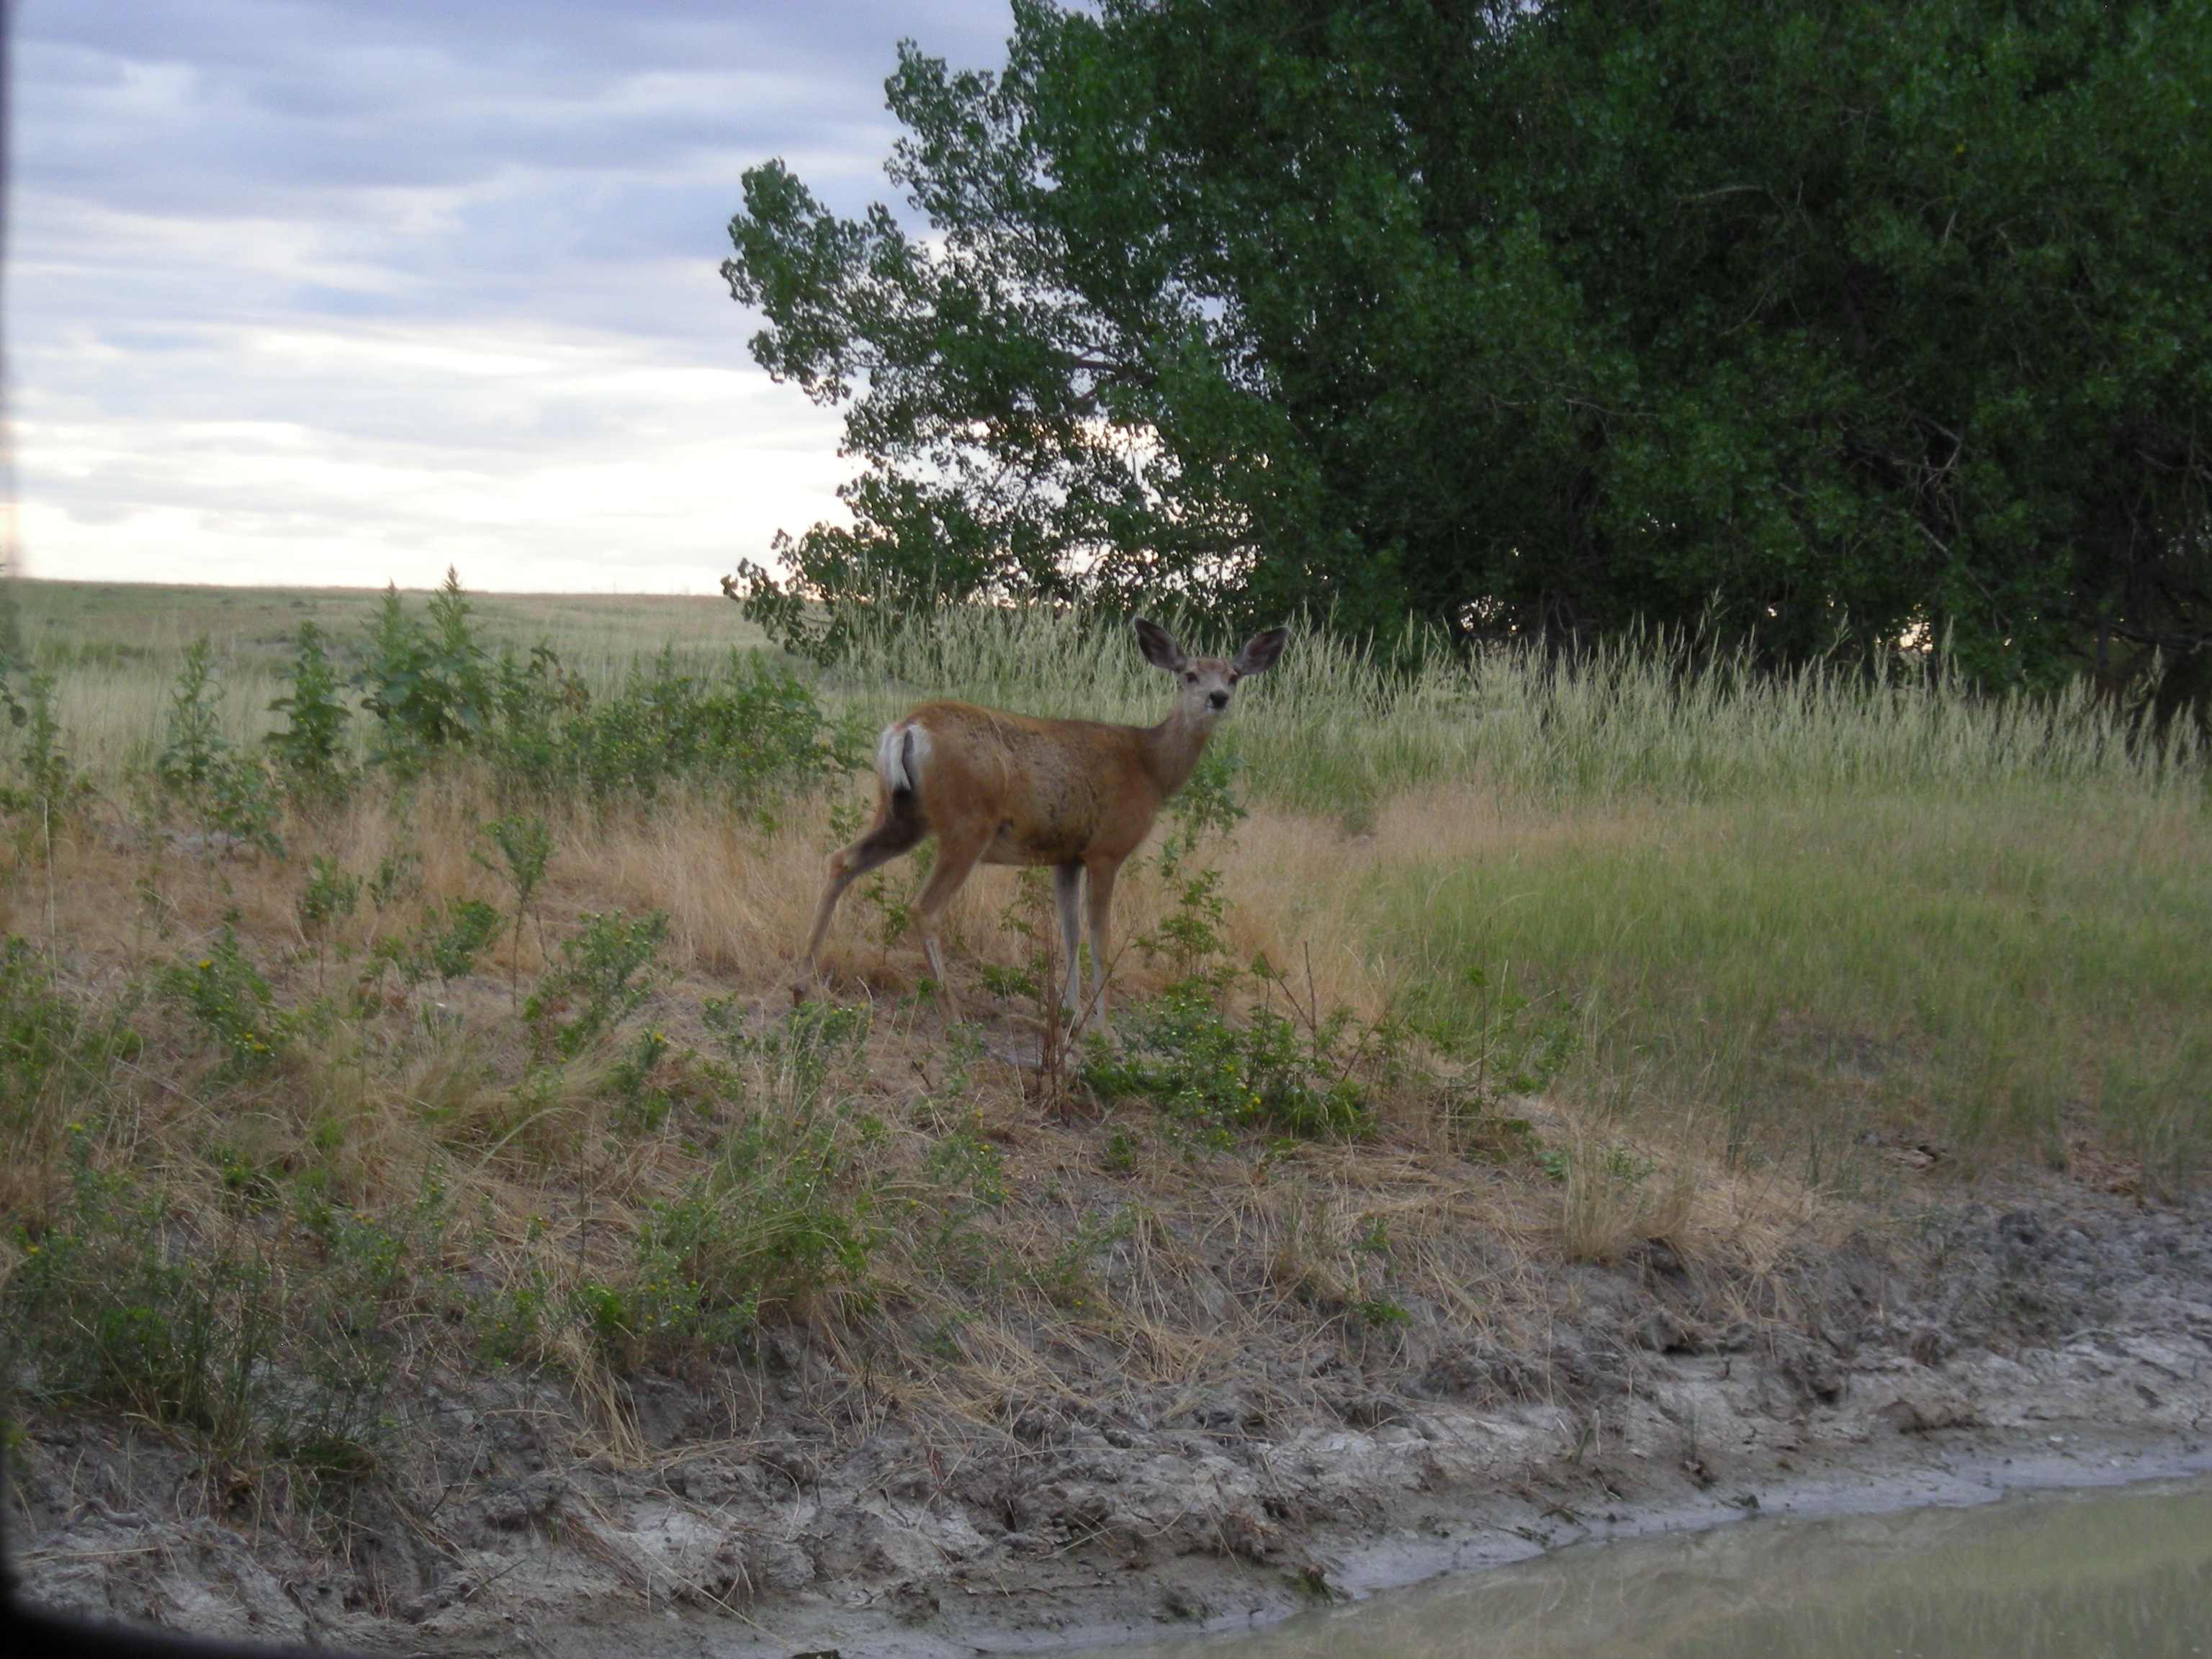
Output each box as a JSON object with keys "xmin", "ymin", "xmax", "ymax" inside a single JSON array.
[{"xmin": 13, "ymin": 1185, "xmax": 2212, "ymax": 1658}]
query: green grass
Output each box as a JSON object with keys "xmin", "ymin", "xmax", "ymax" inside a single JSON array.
[{"xmin": 1378, "ymin": 787, "xmax": 2212, "ymax": 1178}]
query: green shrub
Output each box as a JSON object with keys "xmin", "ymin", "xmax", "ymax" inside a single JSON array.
[
  {"xmin": 474, "ymin": 814, "xmax": 552, "ymax": 1004},
  {"xmin": 0, "ymin": 670, "xmax": 96, "ymax": 861},
  {"xmin": 156, "ymin": 638, "xmax": 282, "ymax": 856},
  {"xmin": 590, "ymin": 1112, "xmax": 876, "ymax": 1369},
  {"xmin": 7, "ymin": 1175, "xmax": 275, "ymax": 1448},
  {"xmin": 266, "ymin": 621, "xmax": 354, "ymax": 805},
  {"xmin": 704, "ymin": 995, "xmax": 868, "ymax": 1106},
  {"xmin": 354, "ymin": 572, "xmax": 491, "ymax": 773},
  {"xmin": 487, "ymin": 646, "xmax": 850, "ymax": 807},
  {"xmin": 374, "ymin": 897, "xmax": 503, "ymax": 993},
  {"xmin": 1086, "ymin": 980, "xmax": 1375, "ymax": 1141},
  {"xmin": 157, "ymin": 921, "xmax": 287, "ymax": 1071},
  {"xmin": 525, "ymin": 909, "xmax": 667, "ymax": 1058},
  {"xmin": 296, "ymin": 857, "xmax": 361, "ymax": 992},
  {"xmin": 6, "ymin": 1147, "xmax": 428, "ymax": 1482}
]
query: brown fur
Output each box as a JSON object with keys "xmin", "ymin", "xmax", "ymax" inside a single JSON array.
[{"xmin": 800, "ymin": 620, "xmax": 1288, "ymax": 1033}]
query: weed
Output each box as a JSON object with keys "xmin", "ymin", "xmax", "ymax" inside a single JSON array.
[
  {"xmin": 526, "ymin": 910, "xmax": 667, "ymax": 1059},
  {"xmin": 356, "ymin": 572, "xmax": 492, "ymax": 773},
  {"xmin": 0, "ymin": 943, "xmax": 132, "ymax": 1213},
  {"xmin": 366, "ymin": 847, "xmax": 423, "ymax": 913},
  {"xmin": 6, "ymin": 1143, "xmax": 428, "ymax": 1487},
  {"xmin": 705, "ymin": 997, "xmax": 868, "ymax": 1107},
  {"xmin": 0, "ymin": 670, "xmax": 96, "ymax": 867},
  {"xmin": 1088, "ymin": 983, "xmax": 1375, "ymax": 1141},
  {"xmin": 265, "ymin": 621, "xmax": 354, "ymax": 807},
  {"xmin": 475, "ymin": 813, "xmax": 553, "ymax": 1003},
  {"xmin": 157, "ymin": 920, "xmax": 288, "ymax": 1072},
  {"xmin": 155, "ymin": 638, "xmax": 282, "ymax": 857},
  {"xmin": 297, "ymin": 857, "xmax": 361, "ymax": 992},
  {"xmin": 595, "ymin": 1112, "xmax": 878, "ymax": 1370},
  {"xmin": 374, "ymin": 897, "xmax": 503, "ymax": 994}
]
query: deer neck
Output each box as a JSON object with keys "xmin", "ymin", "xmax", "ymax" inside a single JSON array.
[{"xmin": 1140, "ymin": 705, "xmax": 1218, "ymax": 800}]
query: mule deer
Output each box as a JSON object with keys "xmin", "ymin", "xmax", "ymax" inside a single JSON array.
[{"xmin": 800, "ymin": 619, "xmax": 1288, "ymax": 1035}]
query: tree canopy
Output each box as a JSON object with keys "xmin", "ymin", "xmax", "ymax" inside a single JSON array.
[{"xmin": 724, "ymin": 0, "xmax": 2212, "ymax": 688}]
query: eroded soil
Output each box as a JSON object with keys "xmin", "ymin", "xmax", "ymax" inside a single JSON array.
[{"xmin": 14, "ymin": 1187, "xmax": 2212, "ymax": 1658}]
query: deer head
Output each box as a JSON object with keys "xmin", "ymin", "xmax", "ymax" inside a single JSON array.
[{"xmin": 1134, "ymin": 618, "xmax": 1289, "ymax": 724}]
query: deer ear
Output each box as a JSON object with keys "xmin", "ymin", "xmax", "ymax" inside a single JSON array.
[
  {"xmin": 1233, "ymin": 626, "xmax": 1289, "ymax": 675},
  {"xmin": 1134, "ymin": 618, "xmax": 1184, "ymax": 672}
]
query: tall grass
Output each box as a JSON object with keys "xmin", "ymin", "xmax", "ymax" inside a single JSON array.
[
  {"xmin": 834, "ymin": 605, "xmax": 2198, "ymax": 816},
  {"xmin": 835, "ymin": 605, "xmax": 2211, "ymax": 1174}
]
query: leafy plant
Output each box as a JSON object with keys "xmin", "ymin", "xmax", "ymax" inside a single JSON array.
[
  {"xmin": 266, "ymin": 621, "xmax": 354, "ymax": 805},
  {"xmin": 296, "ymin": 856, "xmax": 362, "ymax": 992},
  {"xmin": 0, "ymin": 671, "xmax": 95, "ymax": 871},
  {"xmin": 367, "ymin": 846, "xmax": 423, "ymax": 913},
  {"xmin": 157, "ymin": 920, "xmax": 288, "ymax": 1072},
  {"xmin": 354, "ymin": 571, "xmax": 491, "ymax": 773},
  {"xmin": 374, "ymin": 897, "xmax": 503, "ymax": 993},
  {"xmin": 525, "ymin": 909, "xmax": 667, "ymax": 1058},
  {"xmin": 156, "ymin": 638, "xmax": 282, "ymax": 856},
  {"xmin": 474, "ymin": 813, "xmax": 552, "ymax": 1004},
  {"xmin": 1086, "ymin": 981, "xmax": 1374, "ymax": 1142},
  {"xmin": 6, "ymin": 1141, "xmax": 428, "ymax": 1481},
  {"xmin": 486, "ymin": 646, "xmax": 850, "ymax": 808},
  {"xmin": 704, "ymin": 996, "xmax": 869, "ymax": 1107}
]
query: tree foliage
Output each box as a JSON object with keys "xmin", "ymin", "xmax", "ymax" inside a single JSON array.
[{"xmin": 724, "ymin": 0, "xmax": 2212, "ymax": 688}]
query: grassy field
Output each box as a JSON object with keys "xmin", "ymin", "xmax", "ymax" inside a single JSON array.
[{"xmin": 0, "ymin": 574, "xmax": 2204, "ymax": 1529}]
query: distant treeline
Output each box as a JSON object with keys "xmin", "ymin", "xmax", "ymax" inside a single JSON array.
[{"xmin": 723, "ymin": 0, "xmax": 2212, "ymax": 702}]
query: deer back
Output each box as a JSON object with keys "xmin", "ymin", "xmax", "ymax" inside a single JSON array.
[{"xmin": 900, "ymin": 701, "xmax": 1167, "ymax": 864}]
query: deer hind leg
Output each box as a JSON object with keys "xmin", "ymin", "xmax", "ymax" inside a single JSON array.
[
  {"xmin": 909, "ymin": 824, "xmax": 989, "ymax": 998},
  {"xmin": 1051, "ymin": 862, "xmax": 1085, "ymax": 1022},
  {"xmin": 1081, "ymin": 855, "xmax": 1120, "ymax": 1040},
  {"xmin": 800, "ymin": 797, "xmax": 925, "ymax": 984}
]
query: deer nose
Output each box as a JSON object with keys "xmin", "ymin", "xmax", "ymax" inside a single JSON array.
[{"xmin": 1208, "ymin": 690, "xmax": 1230, "ymax": 711}]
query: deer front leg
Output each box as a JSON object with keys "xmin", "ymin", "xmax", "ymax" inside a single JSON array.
[
  {"xmin": 1051, "ymin": 862, "xmax": 1085, "ymax": 1024},
  {"xmin": 1081, "ymin": 855, "xmax": 1120, "ymax": 1042}
]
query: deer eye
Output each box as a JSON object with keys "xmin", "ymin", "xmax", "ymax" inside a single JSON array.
[
  {"xmin": 1227, "ymin": 671, "xmax": 1241, "ymax": 684},
  {"xmin": 1184, "ymin": 671, "xmax": 1197, "ymax": 683}
]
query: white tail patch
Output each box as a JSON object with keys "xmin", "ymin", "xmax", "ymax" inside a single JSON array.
[{"xmin": 875, "ymin": 721, "xmax": 930, "ymax": 793}]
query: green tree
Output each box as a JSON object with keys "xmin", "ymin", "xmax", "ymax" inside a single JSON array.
[{"xmin": 724, "ymin": 0, "xmax": 2212, "ymax": 690}]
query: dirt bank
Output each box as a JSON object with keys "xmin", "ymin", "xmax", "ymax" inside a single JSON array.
[{"xmin": 14, "ymin": 1185, "xmax": 2211, "ymax": 1658}]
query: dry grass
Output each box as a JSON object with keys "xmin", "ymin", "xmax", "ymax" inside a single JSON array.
[{"xmin": 1, "ymin": 760, "xmax": 1854, "ymax": 1466}]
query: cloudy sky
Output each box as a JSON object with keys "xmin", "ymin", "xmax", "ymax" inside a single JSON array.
[{"xmin": 8, "ymin": 0, "xmax": 1011, "ymax": 592}]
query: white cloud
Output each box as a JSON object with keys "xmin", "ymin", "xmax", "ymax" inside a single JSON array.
[{"xmin": 9, "ymin": 0, "xmax": 1014, "ymax": 592}]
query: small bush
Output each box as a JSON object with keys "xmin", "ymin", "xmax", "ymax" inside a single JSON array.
[
  {"xmin": 374, "ymin": 896, "xmax": 503, "ymax": 993},
  {"xmin": 488, "ymin": 645, "xmax": 850, "ymax": 808},
  {"xmin": 0, "ymin": 939, "xmax": 128, "ymax": 1128},
  {"xmin": 0, "ymin": 670, "xmax": 96, "ymax": 861},
  {"xmin": 474, "ymin": 814, "xmax": 553, "ymax": 1004},
  {"xmin": 156, "ymin": 638, "xmax": 282, "ymax": 857},
  {"xmin": 6, "ymin": 1146, "xmax": 429, "ymax": 1481},
  {"xmin": 266, "ymin": 621, "xmax": 354, "ymax": 806},
  {"xmin": 526, "ymin": 909, "xmax": 667, "ymax": 1059},
  {"xmin": 157, "ymin": 921, "xmax": 288, "ymax": 1071},
  {"xmin": 355, "ymin": 572, "xmax": 492, "ymax": 773},
  {"xmin": 1087, "ymin": 980, "xmax": 1375, "ymax": 1141}
]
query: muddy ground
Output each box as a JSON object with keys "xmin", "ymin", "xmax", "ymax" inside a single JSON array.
[{"xmin": 12, "ymin": 1187, "xmax": 2212, "ymax": 1658}]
